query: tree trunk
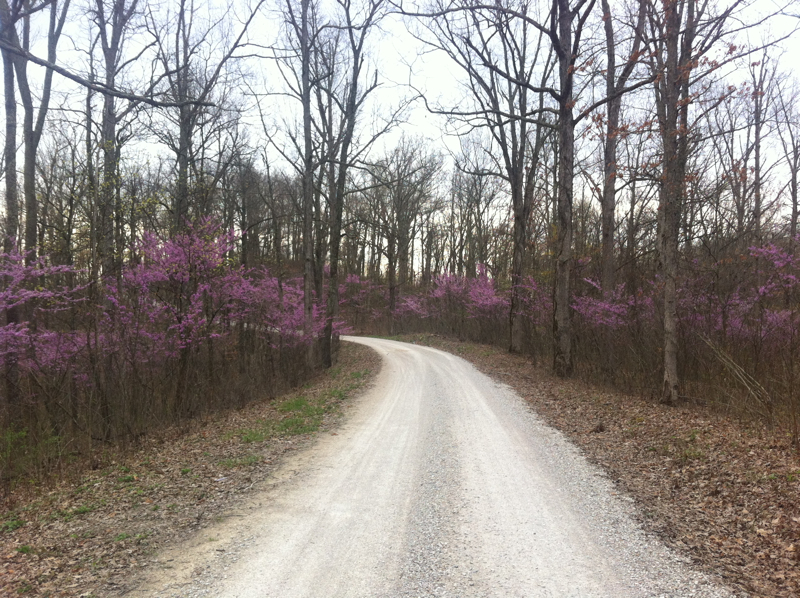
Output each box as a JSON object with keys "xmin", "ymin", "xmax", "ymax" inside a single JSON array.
[
  {"xmin": 3, "ymin": 49, "xmax": 17, "ymax": 250},
  {"xmin": 100, "ymin": 90, "xmax": 117, "ymax": 274},
  {"xmin": 752, "ymin": 60, "xmax": 766, "ymax": 246},
  {"xmin": 388, "ymin": 239, "xmax": 396, "ymax": 335},
  {"xmin": 552, "ymin": 1, "xmax": 576, "ymax": 378},
  {"xmin": 655, "ymin": 0, "xmax": 689, "ymax": 406},
  {"xmin": 175, "ymin": 106, "xmax": 191, "ymax": 231},
  {"xmin": 21, "ymin": 98, "xmax": 36, "ymax": 263},
  {"xmin": 2, "ymin": 46, "xmax": 19, "ymax": 418},
  {"xmin": 509, "ymin": 184, "xmax": 526, "ymax": 354},
  {"xmin": 791, "ymin": 166, "xmax": 798, "ymax": 241},
  {"xmin": 10, "ymin": 16, "xmax": 37, "ymax": 264},
  {"xmin": 321, "ymin": 24, "xmax": 364, "ymax": 366},
  {"xmin": 509, "ymin": 161, "xmax": 535, "ymax": 354},
  {"xmin": 299, "ymin": 0, "xmax": 315, "ymax": 364},
  {"xmin": 600, "ymin": 0, "xmax": 618, "ymax": 295},
  {"xmin": 660, "ymin": 163, "xmax": 681, "ymax": 405}
]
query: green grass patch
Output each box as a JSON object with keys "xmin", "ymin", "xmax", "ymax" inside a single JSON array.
[
  {"xmin": 236, "ymin": 419, "xmax": 276, "ymax": 443},
  {"xmin": 327, "ymin": 388, "xmax": 346, "ymax": 401},
  {"xmin": 16, "ymin": 545, "xmax": 32, "ymax": 554},
  {"xmin": 234, "ymin": 365, "xmax": 372, "ymax": 445},
  {"xmin": 220, "ymin": 454, "xmax": 262, "ymax": 469},
  {"xmin": 275, "ymin": 395, "xmax": 327, "ymax": 435},
  {"xmin": 114, "ymin": 532, "xmax": 131, "ymax": 541},
  {"xmin": 278, "ymin": 415, "xmax": 321, "ymax": 435},
  {"xmin": 72, "ymin": 504, "xmax": 94, "ymax": 516},
  {"xmin": 117, "ymin": 475, "xmax": 135, "ymax": 483},
  {"xmin": 2, "ymin": 518, "xmax": 24, "ymax": 532},
  {"xmin": 277, "ymin": 396, "xmax": 310, "ymax": 412},
  {"xmin": 240, "ymin": 429, "xmax": 268, "ymax": 443}
]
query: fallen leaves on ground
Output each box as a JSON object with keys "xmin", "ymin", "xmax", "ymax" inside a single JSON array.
[
  {"xmin": 404, "ymin": 333, "xmax": 800, "ymax": 598},
  {"xmin": 0, "ymin": 342, "xmax": 380, "ymax": 597}
]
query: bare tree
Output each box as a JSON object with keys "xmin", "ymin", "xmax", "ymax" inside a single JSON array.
[
  {"xmin": 92, "ymin": 0, "xmax": 140, "ymax": 276},
  {"xmin": 775, "ymin": 75, "xmax": 800, "ymax": 241},
  {"xmin": 36, "ymin": 123, "xmax": 87, "ymax": 269},
  {"xmin": 709, "ymin": 86, "xmax": 756, "ymax": 239},
  {"xmin": 147, "ymin": 0, "xmax": 265, "ymax": 233},
  {"xmin": 449, "ymin": 138, "xmax": 504, "ymax": 277},
  {"xmin": 315, "ymin": 0, "xmax": 387, "ymax": 367},
  {"xmin": 0, "ymin": 0, "xmax": 71, "ymax": 262},
  {"xmin": 747, "ymin": 50, "xmax": 778, "ymax": 246},
  {"xmin": 599, "ymin": 0, "xmax": 646, "ymax": 295},
  {"xmin": 644, "ymin": 0, "xmax": 749, "ymax": 404},
  {"xmin": 411, "ymin": 0, "xmax": 555, "ymax": 353},
  {"xmin": 367, "ymin": 138, "xmax": 442, "ymax": 333},
  {"xmin": 549, "ymin": 0, "xmax": 598, "ymax": 377},
  {"xmin": 278, "ymin": 0, "xmax": 319, "ymax": 361}
]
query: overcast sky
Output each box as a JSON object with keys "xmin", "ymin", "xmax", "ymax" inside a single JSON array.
[{"xmin": 11, "ymin": 0, "xmax": 800, "ymax": 178}]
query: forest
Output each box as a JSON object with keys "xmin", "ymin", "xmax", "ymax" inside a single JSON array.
[{"xmin": 0, "ymin": 0, "xmax": 798, "ymax": 481}]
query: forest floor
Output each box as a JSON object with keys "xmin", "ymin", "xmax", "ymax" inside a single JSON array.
[
  {"xmin": 2, "ymin": 335, "xmax": 799, "ymax": 597},
  {"xmin": 397, "ymin": 332, "xmax": 800, "ymax": 598},
  {"xmin": 0, "ymin": 342, "xmax": 381, "ymax": 598}
]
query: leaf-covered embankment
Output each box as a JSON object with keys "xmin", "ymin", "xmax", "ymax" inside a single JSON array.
[{"xmin": 0, "ymin": 341, "xmax": 379, "ymax": 598}]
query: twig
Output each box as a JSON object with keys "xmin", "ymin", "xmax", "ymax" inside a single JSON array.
[{"xmin": 698, "ymin": 334, "xmax": 774, "ymax": 425}]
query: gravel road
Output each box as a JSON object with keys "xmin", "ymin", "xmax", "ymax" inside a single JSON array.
[{"xmin": 135, "ymin": 337, "xmax": 738, "ymax": 598}]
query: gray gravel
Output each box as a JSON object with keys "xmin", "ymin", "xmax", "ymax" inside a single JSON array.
[{"xmin": 131, "ymin": 337, "xmax": 740, "ymax": 598}]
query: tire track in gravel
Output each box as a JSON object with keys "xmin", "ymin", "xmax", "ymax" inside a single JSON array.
[
  {"xmin": 395, "ymin": 365, "xmax": 479, "ymax": 598},
  {"xmin": 130, "ymin": 337, "xmax": 741, "ymax": 598}
]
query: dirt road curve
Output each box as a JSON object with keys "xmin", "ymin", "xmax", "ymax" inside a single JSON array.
[{"xmin": 134, "ymin": 337, "xmax": 737, "ymax": 598}]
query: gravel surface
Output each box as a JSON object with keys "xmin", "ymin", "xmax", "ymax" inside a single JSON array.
[{"xmin": 129, "ymin": 337, "xmax": 739, "ymax": 597}]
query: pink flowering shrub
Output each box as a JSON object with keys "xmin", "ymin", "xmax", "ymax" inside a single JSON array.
[
  {"xmin": 572, "ymin": 280, "xmax": 631, "ymax": 329},
  {"xmin": 379, "ymin": 266, "xmax": 510, "ymax": 343},
  {"xmin": 0, "ymin": 221, "xmax": 330, "ymax": 478},
  {"xmin": 0, "ymin": 247, "xmax": 85, "ymax": 371},
  {"xmin": 105, "ymin": 221, "xmax": 318, "ymax": 359},
  {"xmin": 338, "ymin": 275, "xmax": 380, "ymax": 331}
]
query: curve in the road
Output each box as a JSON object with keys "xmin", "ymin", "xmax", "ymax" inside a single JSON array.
[{"xmin": 146, "ymin": 337, "xmax": 737, "ymax": 598}]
